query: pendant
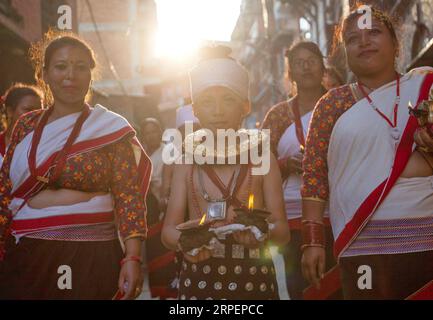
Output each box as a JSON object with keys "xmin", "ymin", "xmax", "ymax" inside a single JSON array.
[
  {"xmin": 206, "ymin": 201, "xmax": 227, "ymax": 221},
  {"xmin": 391, "ymin": 127, "xmax": 400, "ymax": 141}
]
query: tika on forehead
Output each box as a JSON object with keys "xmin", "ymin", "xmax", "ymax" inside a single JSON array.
[{"xmin": 189, "ymin": 57, "xmax": 250, "ymax": 102}]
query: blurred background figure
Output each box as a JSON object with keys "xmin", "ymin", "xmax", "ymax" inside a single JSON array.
[
  {"xmin": 0, "ymin": 83, "xmax": 43, "ymax": 166},
  {"xmin": 140, "ymin": 118, "xmax": 164, "ymax": 200},
  {"xmin": 141, "ymin": 100, "xmax": 202, "ymax": 299},
  {"xmin": 140, "ymin": 117, "xmax": 178, "ymax": 299},
  {"xmin": 262, "ymin": 41, "xmax": 340, "ymax": 300},
  {"xmin": 160, "ymin": 102, "xmax": 200, "ymax": 212}
]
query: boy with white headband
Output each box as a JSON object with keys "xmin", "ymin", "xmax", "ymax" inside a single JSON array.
[{"xmin": 162, "ymin": 46, "xmax": 290, "ymax": 300}]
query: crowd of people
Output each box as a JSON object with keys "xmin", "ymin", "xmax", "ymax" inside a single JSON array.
[{"xmin": 0, "ymin": 4, "xmax": 433, "ymax": 300}]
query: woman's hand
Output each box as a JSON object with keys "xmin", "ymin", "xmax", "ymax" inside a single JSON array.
[
  {"xmin": 183, "ymin": 247, "xmax": 212, "ymax": 263},
  {"xmin": 301, "ymin": 246, "xmax": 326, "ymax": 289},
  {"xmin": 414, "ymin": 127, "xmax": 433, "ymax": 152},
  {"xmin": 233, "ymin": 229, "xmax": 262, "ymax": 249},
  {"xmin": 118, "ymin": 259, "xmax": 143, "ymax": 300}
]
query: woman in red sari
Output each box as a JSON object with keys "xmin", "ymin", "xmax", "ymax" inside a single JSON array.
[{"xmin": 0, "ymin": 32, "xmax": 151, "ymax": 299}]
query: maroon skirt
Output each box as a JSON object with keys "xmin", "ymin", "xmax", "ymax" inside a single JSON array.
[
  {"xmin": 0, "ymin": 237, "xmax": 123, "ymax": 300},
  {"xmin": 339, "ymin": 250, "xmax": 433, "ymax": 299}
]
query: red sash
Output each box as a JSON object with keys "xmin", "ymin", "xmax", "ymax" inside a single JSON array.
[
  {"xmin": 0, "ymin": 131, "xmax": 6, "ymax": 158},
  {"xmin": 291, "ymin": 97, "xmax": 306, "ymax": 150},
  {"xmin": 406, "ymin": 280, "xmax": 433, "ymax": 300},
  {"xmin": 12, "ymin": 126, "xmax": 134, "ymax": 200},
  {"xmin": 201, "ymin": 164, "xmax": 250, "ymax": 209},
  {"xmin": 303, "ymin": 266, "xmax": 341, "ymax": 300}
]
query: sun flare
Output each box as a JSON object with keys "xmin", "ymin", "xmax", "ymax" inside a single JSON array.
[{"xmin": 154, "ymin": 0, "xmax": 241, "ymax": 59}]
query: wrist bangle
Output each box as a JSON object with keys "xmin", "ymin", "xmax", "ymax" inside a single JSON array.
[
  {"xmin": 302, "ymin": 219, "xmax": 324, "ymax": 225},
  {"xmin": 120, "ymin": 255, "xmax": 142, "ymax": 266},
  {"xmin": 300, "ymin": 244, "xmax": 325, "ymax": 251},
  {"xmin": 301, "ymin": 220, "xmax": 325, "ymax": 252}
]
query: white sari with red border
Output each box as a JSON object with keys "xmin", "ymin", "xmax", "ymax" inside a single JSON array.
[
  {"xmin": 328, "ymin": 67, "xmax": 433, "ymax": 258},
  {"xmin": 8, "ymin": 104, "xmax": 151, "ymax": 241}
]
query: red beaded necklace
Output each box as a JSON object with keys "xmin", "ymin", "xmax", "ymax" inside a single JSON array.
[
  {"xmin": 358, "ymin": 73, "xmax": 401, "ymax": 129},
  {"xmin": 29, "ymin": 104, "xmax": 91, "ymax": 185}
]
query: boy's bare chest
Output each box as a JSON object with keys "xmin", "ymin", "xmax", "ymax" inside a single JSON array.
[{"xmin": 186, "ymin": 165, "xmax": 264, "ymax": 223}]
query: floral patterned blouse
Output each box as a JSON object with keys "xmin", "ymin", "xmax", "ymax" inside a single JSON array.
[
  {"xmin": 0, "ymin": 110, "xmax": 148, "ymax": 244},
  {"xmin": 301, "ymin": 85, "xmax": 356, "ymax": 201}
]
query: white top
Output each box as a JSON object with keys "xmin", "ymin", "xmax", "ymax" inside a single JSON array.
[{"xmin": 277, "ymin": 110, "xmax": 312, "ymax": 219}]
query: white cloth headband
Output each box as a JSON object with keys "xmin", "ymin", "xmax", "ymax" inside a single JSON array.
[{"xmin": 189, "ymin": 58, "xmax": 249, "ymax": 102}]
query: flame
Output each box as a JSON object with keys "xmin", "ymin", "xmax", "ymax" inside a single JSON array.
[
  {"xmin": 248, "ymin": 194, "xmax": 254, "ymax": 211},
  {"xmin": 199, "ymin": 213, "xmax": 206, "ymax": 226}
]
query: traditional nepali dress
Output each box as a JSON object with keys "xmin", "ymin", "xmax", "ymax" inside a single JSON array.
[
  {"xmin": 262, "ymin": 98, "xmax": 338, "ymax": 300},
  {"xmin": 0, "ymin": 105, "xmax": 151, "ymax": 299},
  {"xmin": 178, "ymin": 165, "xmax": 279, "ymax": 300},
  {"xmin": 302, "ymin": 67, "xmax": 433, "ymax": 299}
]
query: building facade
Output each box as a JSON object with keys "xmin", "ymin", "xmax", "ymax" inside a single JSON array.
[
  {"xmin": 76, "ymin": 0, "xmax": 160, "ymax": 125},
  {"xmin": 292, "ymin": 0, "xmax": 433, "ymax": 75},
  {"xmin": 77, "ymin": 0, "xmax": 158, "ymax": 96},
  {"xmin": 231, "ymin": 0, "xmax": 299, "ymax": 127},
  {"xmin": 0, "ymin": 0, "xmax": 77, "ymax": 93}
]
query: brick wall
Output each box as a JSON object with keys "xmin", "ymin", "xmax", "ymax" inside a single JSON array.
[{"xmin": 0, "ymin": 0, "xmax": 42, "ymax": 42}]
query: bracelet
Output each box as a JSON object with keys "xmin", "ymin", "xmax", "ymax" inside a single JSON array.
[
  {"xmin": 300, "ymin": 244, "xmax": 325, "ymax": 251},
  {"xmin": 120, "ymin": 255, "xmax": 142, "ymax": 266},
  {"xmin": 302, "ymin": 219, "xmax": 324, "ymax": 225},
  {"xmin": 301, "ymin": 220, "xmax": 325, "ymax": 252}
]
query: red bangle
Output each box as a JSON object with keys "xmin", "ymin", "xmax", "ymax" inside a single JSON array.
[
  {"xmin": 301, "ymin": 220, "xmax": 325, "ymax": 252},
  {"xmin": 120, "ymin": 255, "xmax": 142, "ymax": 266}
]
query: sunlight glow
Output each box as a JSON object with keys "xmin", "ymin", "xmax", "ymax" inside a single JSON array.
[{"xmin": 155, "ymin": 0, "xmax": 241, "ymax": 59}]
